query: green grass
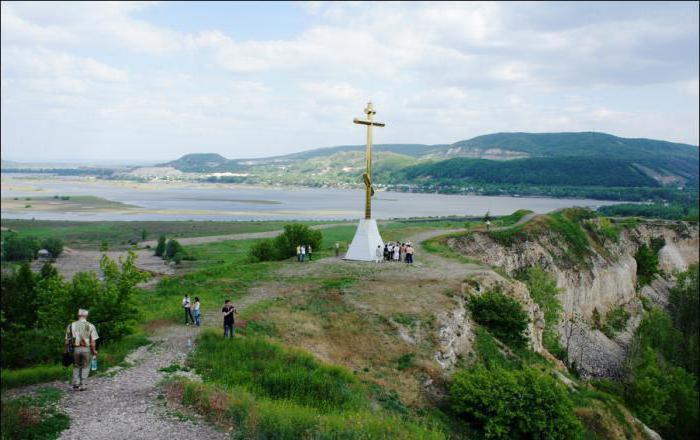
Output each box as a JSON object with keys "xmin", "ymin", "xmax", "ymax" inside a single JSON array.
[
  {"xmin": 0, "ymin": 219, "xmax": 329, "ymax": 250},
  {"xmin": 0, "ymin": 386, "xmax": 70, "ymax": 440},
  {"xmin": 1, "ymin": 365, "xmax": 70, "ymax": 390},
  {"xmin": 172, "ymin": 331, "xmax": 445, "ymax": 439},
  {"xmin": 191, "ymin": 331, "xmax": 367, "ymax": 412},
  {"xmin": 1, "ymin": 333, "xmax": 150, "ymax": 390}
]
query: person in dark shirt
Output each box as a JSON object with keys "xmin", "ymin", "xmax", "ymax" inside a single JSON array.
[{"xmin": 222, "ymin": 300, "xmax": 236, "ymax": 338}]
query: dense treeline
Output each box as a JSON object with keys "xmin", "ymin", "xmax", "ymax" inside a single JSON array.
[
  {"xmin": 598, "ymin": 200, "xmax": 699, "ymax": 221},
  {"xmin": 397, "ymin": 157, "xmax": 660, "ymax": 187}
]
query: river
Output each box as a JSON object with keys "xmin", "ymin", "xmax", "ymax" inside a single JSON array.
[{"xmin": 1, "ymin": 175, "xmax": 622, "ymax": 221}]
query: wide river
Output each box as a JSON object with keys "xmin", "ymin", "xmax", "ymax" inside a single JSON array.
[{"xmin": 1, "ymin": 175, "xmax": 622, "ymax": 221}]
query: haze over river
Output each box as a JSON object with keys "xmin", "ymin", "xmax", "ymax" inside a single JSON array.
[{"xmin": 1, "ymin": 175, "xmax": 622, "ymax": 221}]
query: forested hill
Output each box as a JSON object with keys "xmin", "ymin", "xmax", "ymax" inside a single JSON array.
[
  {"xmin": 395, "ymin": 157, "xmax": 662, "ymax": 187},
  {"xmin": 161, "ymin": 132, "xmax": 699, "ymax": 187}
]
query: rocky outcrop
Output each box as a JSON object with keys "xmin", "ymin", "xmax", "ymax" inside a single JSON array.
[
  {"xmin": 434, "ymin": 272, "xmax": 546, "ymax": 371},
  {"xmin": 446, "ymin": 219, "xmax": 699, "ymax": 378}
]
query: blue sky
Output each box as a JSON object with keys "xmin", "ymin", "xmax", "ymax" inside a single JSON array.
[{"xmin": 1, "ymin": 1, "xmax": 698, "ymax": 162}]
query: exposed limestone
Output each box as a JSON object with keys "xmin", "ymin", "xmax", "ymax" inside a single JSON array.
[{"xmin": 446, "ymin": 219, "xmax": 698, "ymax": 378}]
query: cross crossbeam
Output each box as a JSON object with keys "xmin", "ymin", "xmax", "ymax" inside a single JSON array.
[{"xmin": 353, "ymin": 102, "xmax": 385, "ymax": 219}]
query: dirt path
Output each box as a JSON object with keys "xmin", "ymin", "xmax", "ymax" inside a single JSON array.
[{"xmin": 46, "ymin": 286, "xmax": 281, "ymax": 440}]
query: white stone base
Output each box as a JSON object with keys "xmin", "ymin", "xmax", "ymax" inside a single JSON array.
[{"xmin": 344, "ymin": 219, "xmax": 384, "ymax": 261}]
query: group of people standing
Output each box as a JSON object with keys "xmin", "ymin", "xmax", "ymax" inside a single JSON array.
[
  {"xmin": 182, "ymin": 294, "xmax": 237, "ymax": 337},
  {"xmin": 377, "ymin": 242, "xmax": 414, "ymax": 264},
  {"xmin": 296, "ymin": 244, "xmax": 313, "ymax": 262},
  {"xmin": 182, "ymin": 294, "xmax": 201, "ymax": 327}
]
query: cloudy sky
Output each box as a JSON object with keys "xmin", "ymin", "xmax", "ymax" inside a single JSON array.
[{"xmin": 1, "ymin": 1, "xmax": 698, "ymax": 162}]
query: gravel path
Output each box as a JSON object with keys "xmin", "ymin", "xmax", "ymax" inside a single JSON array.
[{"xmin": 58, "ymin": 323, "xmax": 227, "ymax": 440}]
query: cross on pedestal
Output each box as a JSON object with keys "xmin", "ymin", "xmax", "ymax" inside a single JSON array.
[
  {"xmin": 344, "ymin": 102, "xmax": 386, "ymax": 261},
  {"xmin": 353, "ymin": 102, "xmax": 385, "ymax": 219}
]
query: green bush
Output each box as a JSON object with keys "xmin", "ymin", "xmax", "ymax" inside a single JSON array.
[
  {"xmin": 40, "ymin": 237, "xmax": 64, "ymax": 258},
  {"xmin": 450, "ymin": 365, "xmax": 583, "ymax": 439},
  {"xmin": 154, "ymin": 235, "xmax": 166, "ymax": 257},
  {"xmin": 164, "ymin": 239, "xmax": 183, "ymax": 260},
  {"xmin": 635, "ymin": 243, "xmax": 659, "ymax": 286},
  {"xmin": 1, "ymin": 252, "xmax": 148, "ymax": 368},
  {"xmin": 604, "ymin": 307, "xmax": 630, "ymax": 335},
  {"xmin": 625, "ymin": 347, "xmax": 699, "ymax": 440},
  {"xmin": 520, "ymin": 267, "xmax": 565, "ymax": 358},
  {"xmin": 468, "ymin": 291, "xmax": 529, "ymax": 348},
  {"xmin": 668, "ymin": 265, "xmax": 699, "ymax": 377},
  {"xmin": 1, "ymin": 233, "xmax": 40, "ymax": 261},
  {"xmin": 248, "ymin": 239, "xmax": 276, "ymax": 262},
  {"xmin": 273, "ymin": 223, "xmax": 322, "ymax": 260},
  {"xmin": 247, "ymin": 223, "xmax": 323, "ymax": 262}
]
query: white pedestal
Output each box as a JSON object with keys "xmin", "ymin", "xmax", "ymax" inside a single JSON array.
[{"xmin": 344, "ymin": 219, "xmax": 384, "ymax": 261}]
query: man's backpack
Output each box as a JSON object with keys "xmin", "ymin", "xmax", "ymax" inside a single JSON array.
[{"xmin": 62, "ymin": 324, "xmax": 74, "ymax": 367}]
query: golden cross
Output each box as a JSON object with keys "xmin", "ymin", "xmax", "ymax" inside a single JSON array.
[{"xmin": 353, "ymin": 102, "xmax": 385, "ymax": 219}]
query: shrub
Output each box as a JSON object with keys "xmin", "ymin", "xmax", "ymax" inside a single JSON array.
[
  {"xmin": 40, "ymin": 237, "xmax": 63, "ymax": 258},
  {"xmin": 1, "ymin": 233, "xmax": 40, "ymax": 261},
  {"xmin": 1, "ymin": 252, "xmax": 147, "ymax": 368},
  {"xmin": 668, "ymin": 265, "xmax": 699, "ymax": 377},
  {"xmin": 604, "ymin": 307, "xmax": 630, "ymax": 334},
  {"xmin": 247, "ymin": 224, "xmax": 323, "ymax": 262},
  {"xmin": 172, "ymin": 252, "xmax": 183, "ymax": 265},
  {"xmin": 635, "ymin": 243, "xmax": 659, "ymax": 286},
  {"xmin": 164, "ymin": 239, "xmax": 183, "ymax": 260},
  {"xmin": 468, "ymin": 291, "xmax": 529, "ymax": 348},
  {"xmin": 154, "ymin": 235, "xmax": 166, "ymax": 257},
  {"xmin": 625, "ymin": 347, "xmax": 699, "ymax": 440},
  {"xmin": 520, "ymin": 267, "xmax": 564, "ymax": 358},
  {"xmin": 450, "ymin": 365, "xmax": 583, "ymax": 439},
  {"xmin": 0, "ymin": 387, "xmax": 70, "ymax": 439},
  {"xmin": 272, "ymin": 224, "xmax": 322, "ymax": 260},
  {"xmin": 248, "ymin": 239, "xmax": 276, "ymax": 262}
]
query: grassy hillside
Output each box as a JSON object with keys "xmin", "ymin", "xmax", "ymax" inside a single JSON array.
[{"xmin": 396, "ymin": 156, "xmax": 661, "ymax": 187}]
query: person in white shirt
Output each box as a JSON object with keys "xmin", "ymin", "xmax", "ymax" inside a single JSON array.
[
  {"xmin": 182, "ymin": 294, "xmax": 194, "ymax": 325},
  {"xmin": 375, "ymin": 245, "xmax": 383, "ymax": 263},
  {"xmin": 64, "ymin": 309, "xmax": 99, "ymax": 391}
]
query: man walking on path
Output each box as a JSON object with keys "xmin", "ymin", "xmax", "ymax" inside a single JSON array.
[
  {"xmin": 335, "ymin": 242, "xmax": 340, "ymax": 257},
  {"xmin": 183, "ymin": 294, "xmax": 194, "ymax": 325},
  {"xmin": 64, "ymin": 309, "xmax": 99, "ymax": 391},
  {"xmin": 222, "ymin": 300, "xmax": 236, "ymax": 338}
]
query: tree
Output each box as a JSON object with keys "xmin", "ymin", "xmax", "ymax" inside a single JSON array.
[
  {"xmin": 668, "ymin": 265, "xmax": 699, "ymax": 377},
  {"xmin": 248, "ymin": 239, "xmax": 276, "ymax": 262},
  {"xmin": 0, "ymin": 263, "xmax": 38, "ymax": 329},
  {"xmin": 41, "ymin": 237, "xmax": 63, "ymax": 258},
  {"xmin": 450, "ymin": 365, "xmax": 583, "ymax": 439},
  {"xmin": 1, "ymin": 233, "xmax": 40, "ymax": 261},
  {"xmin": 272, "ymin": 224, "xmax": 322, "ymax": 260},
  {"xmin": 154, "ymin": 235, "xmax": 166, "ymax": 257},
  {"xmin": 164, "ymin": 239, "xmax": 183, "ymax": 260},
  {"xmin": 635, "ymin": 243, "xmax": 659, "ymax": 286},
  {"xmin": 39, "ymin": 261, "xmax": 59, "ymax": 279},
  {"xmin": 99, "ymin": 241, "xmax": 109, "ymax": 252},
  {"xmin": 468, "ymin": 291, "xmax": 529, "ymax": 348}
]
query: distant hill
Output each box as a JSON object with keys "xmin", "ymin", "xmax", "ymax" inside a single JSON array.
[
  {"xmin": 162, "ymin": 132, "xmax": 699, "ymax": 187},
  {"xmin": 160, "ymin": 153, "xmax": 245, "ymax": 172}
]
